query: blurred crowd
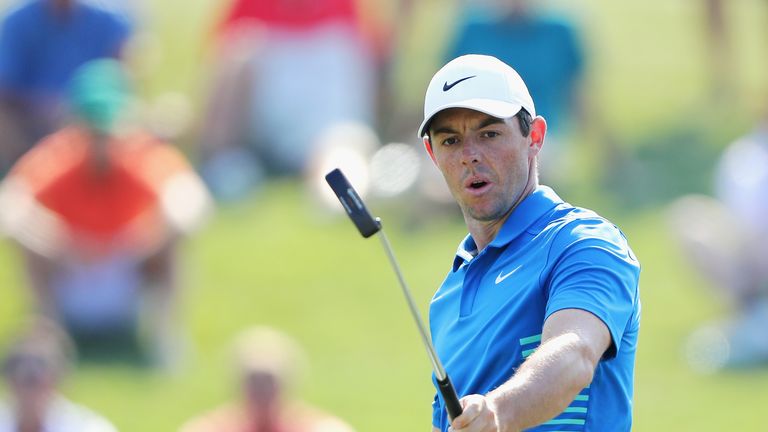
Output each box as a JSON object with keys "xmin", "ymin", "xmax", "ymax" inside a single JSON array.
[
  {"xmin": 0, "ymin": 0, "xmax": 765, "ymax": 429},
  {"xmin": 668, "ymin": 112, "xmax": 768, "ymax": 373}
]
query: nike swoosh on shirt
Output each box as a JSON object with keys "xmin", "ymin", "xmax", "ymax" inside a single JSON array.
[
  {"xmin": 443, "ymin": 75, "xmax": 476, "ymax": 91},
  {"xmin": 495, "ymin": 266, "xmax": 522, "ymax": 284}
]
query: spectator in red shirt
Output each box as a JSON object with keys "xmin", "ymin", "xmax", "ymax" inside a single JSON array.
[
  {"xmin": 198, "ymin": 0, "xmax": 377, "ymax": 201},
  {"xmin": 0, "ymin": 59, "xmax": 212, "ymax": 367}
]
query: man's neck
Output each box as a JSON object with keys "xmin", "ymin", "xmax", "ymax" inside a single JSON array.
[
  {"xmin": 17, "ymin": 411, "xmax": 45, "ymax": 432},
  {"xmin": 49, "ymin": 0, "xmax": 75, "ymax": 20},
  {"xmin": 466, "ymin": 181, "xmax": 538, "ymax": 251}
]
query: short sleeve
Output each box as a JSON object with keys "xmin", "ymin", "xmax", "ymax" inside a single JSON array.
[
  {"xmin": 432, "ymin": 392, "xmax": 442, "ymax": 430},
  {"xmin": 544, "ymin": 219, "xmax": 640, "ymax": 358}
]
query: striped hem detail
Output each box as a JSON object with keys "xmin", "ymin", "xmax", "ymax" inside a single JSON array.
[
  {"xmin": 543, "ymin": 419, "xmax": 586, "ymax": 426},
  {"xmin": 520, "ymin": 333, "xmax": 542, "ymax": 360},
  {"xmin": 519, "ymin": 334, "xmax": 542, "ymax": 345}
]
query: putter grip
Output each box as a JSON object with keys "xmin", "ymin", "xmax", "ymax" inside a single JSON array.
[
  {"xmin": 437, "ymin": 375, "xmax": 463, "ymax": 421},
  {"xmin": 325, "ymin": 168, "xmax": 381, "ymax": 238}
]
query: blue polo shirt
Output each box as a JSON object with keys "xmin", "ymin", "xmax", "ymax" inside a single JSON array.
[
  {"xmin": 0, "ymin": 0, "xmax": 131, "ymax": 98},
  {"xmin": 430, "ymin": 186, "xmax": 640, "ymax": 431}
]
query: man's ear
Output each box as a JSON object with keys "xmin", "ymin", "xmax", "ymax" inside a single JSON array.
[
  {"xmin": 423, "ymin": 136, "xmax": 437, "ymax": 164},
  {"xmin": 529, "ymin": 116, "xmax": 547, "ymax": 152}
]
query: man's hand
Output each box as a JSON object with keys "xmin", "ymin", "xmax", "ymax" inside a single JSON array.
[
  {"xmin": 445, "ymin": 309, "xmax": 609, "ymax": 432},
  {"xmin": 449, "ymin": 394, "xmax": 504, "ymax": 432}
]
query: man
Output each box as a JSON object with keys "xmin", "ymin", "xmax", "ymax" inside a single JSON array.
[
  {"xmin": 419, "ymin": 55, "xmax": 640, "ymax": 431},
  {"xmin": 180, "ymin": 326, "xmax": 355, "ymax": 432},
  {"xmin": 0, "ymin": 318, "xmax": 118, "ymax": 432},
  {"xmin": 0, "ymin": 0, "xmax": 131, "ymax": 173},
  {"xmin": 446, "ymin": 0, "xmax": 584, "ymax": 181},
  {"xmin": 668, "ymin": 113, "xmax": 768, "ymax": 371},
  {"xmin": 446, "ymin": 0, "xmax": 583, "ymax": 136},
  {"xmin": 198, "ymin": 0, "xmax": 376, "ymax": 201},
  {"xmin": 0, "ymin": 59, "xmax": 212, "ymax": 367}
]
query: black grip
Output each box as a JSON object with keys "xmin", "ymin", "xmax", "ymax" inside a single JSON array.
[
  {"xmin": 437, "ymin": 375, "xmax": 463, "ymax": 421},
  {"xmin": 325, "ymin": 168, "xmax": 381, "ymax": 238}
]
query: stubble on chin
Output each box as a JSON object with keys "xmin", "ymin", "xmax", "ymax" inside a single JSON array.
[{"xmin": 463, "ymin": 198, "xmax": 511, "ymax": 223}]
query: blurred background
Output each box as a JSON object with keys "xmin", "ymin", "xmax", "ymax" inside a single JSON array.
[{"xmin": 0, "ymin": 0, "xmax": 767, "ymax": 430}]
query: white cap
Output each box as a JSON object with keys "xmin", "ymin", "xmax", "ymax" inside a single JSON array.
[{"xmin": 418, "ymin": 54, "xmax": 535, "ymax": 138}]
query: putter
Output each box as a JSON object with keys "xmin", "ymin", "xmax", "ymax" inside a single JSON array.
[{"xmin": 325, "ymin": 168, "xmax": 463, "ymax": 421}]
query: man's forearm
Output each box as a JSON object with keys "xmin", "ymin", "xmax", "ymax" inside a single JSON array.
[{"xmin": 487, "ymin": 333, "xmax": 596, "ymax": 431}]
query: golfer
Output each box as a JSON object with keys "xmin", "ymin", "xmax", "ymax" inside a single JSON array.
[{"xmin": 420, "ymin": 55, "xmax": 641, "ymax": 432}]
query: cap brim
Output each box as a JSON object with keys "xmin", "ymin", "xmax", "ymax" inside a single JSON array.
[{"xmin": 418, "ymin": 99, "xmax": 523, "ymax": 138}]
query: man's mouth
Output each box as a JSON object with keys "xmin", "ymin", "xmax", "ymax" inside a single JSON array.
[{"xmin": 464, "ymin": 176, "xmax": 492, "ymax": 195}]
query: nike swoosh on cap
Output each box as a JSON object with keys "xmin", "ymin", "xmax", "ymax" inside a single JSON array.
[{"xmin": 443, "ymin": 75, "xmax": 476, "ymax": 92}]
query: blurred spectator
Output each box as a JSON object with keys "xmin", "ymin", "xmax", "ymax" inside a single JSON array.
[
  {"xmin": 0, "ymin": 0, "xmax": 132, "ymax": 175},
  {"xmin": 0, "ymin": 59, "xmax": 213, "ymax": 367},
  {"xmin": 668, "ymin": 115, "xmax": 768, "ymax": 371},
  {"xmin": 703, "ymin": 0, "xmax": 732, "ymax": 102},
  {"xmin": 180, "ymin": 326, "xmax": 355, "ymax": 432},
  {"xmin": 445, "ymin": 0, "xmax": 584, "ymax": 180},
  {"xmin": 0, "ymin": 318, "xmax": 118, "ymax": 432},
  {"xmin": 198, "ymin": 0, "xmax": 377, "ymax": 201}
]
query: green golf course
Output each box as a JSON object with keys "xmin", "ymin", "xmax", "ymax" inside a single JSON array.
[{"xmin": 1, "ymin": 0, "xmax": 768, "ymax": 430}]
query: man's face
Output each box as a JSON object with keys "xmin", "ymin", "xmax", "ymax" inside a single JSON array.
[
  {"xmin": 5, "ymin": 356, "xmax": 58, "ymax": 418},
  {"xmin": 49, "ymin": 0, "xmax": 74, "ymax": 11},
  {"xmin": 428, "ymin": 108, "xmax": 539, "ymax": 225},
  {"xmin": 475, "ymin": 0, "xmax": 530, "ymax": 18},
  {"xmin": 242, "ymin": 370, "xmax": 281, "ymax": 409}
]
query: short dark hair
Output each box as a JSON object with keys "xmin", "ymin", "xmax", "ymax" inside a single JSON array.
[
  {"xmin": 425, "ymin": 108, "xmax": 533, "ymax": 144},
  {"xmin": 516, "ymin": 108, "xmax": 532, "ymax": 137}
]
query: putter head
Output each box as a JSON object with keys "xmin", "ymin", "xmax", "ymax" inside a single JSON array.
[{"xmin": 325, "ymin": 168, "xmax": 381, "ymax": 238}]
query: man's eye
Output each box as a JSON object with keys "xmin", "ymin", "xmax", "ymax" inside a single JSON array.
[
  {"xmin": 482, "ymin": 131, "xmax": 500, "ymax": 138},
  {"xmin": 442, "ymin": 137, "xmax": 459, "ymax": 146}
]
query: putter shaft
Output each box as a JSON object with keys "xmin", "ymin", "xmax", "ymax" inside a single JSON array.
[
  {"xmin": 324, "ymin": 168, "xmax": 462, "ymax": 421},
  {"xmin": 377, "ymin": 226, "xmax": 447, "ymax": 381}
]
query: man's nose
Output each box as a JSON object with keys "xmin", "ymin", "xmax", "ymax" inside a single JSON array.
[{"xmin": 461, "ymin": 138, "xmax": 481, "ymax": 165}]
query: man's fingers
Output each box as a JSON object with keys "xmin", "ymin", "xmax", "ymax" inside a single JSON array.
[
  {"xmin": 450, "ymin": 394, "xmax": 486, "ymax": 430},
  {"xmin": 448, "ymin": 394, "xmax": 500, "ymax": 432}
]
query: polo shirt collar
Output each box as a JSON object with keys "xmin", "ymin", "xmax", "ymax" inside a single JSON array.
[{"xmin": 452, "ymin": 185, "xmax": 563, "ymax": 271}]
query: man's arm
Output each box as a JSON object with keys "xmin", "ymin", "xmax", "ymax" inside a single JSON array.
[{"xmin": 450, "ymin": 308, "xmax": 611, "ymax": 432}]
